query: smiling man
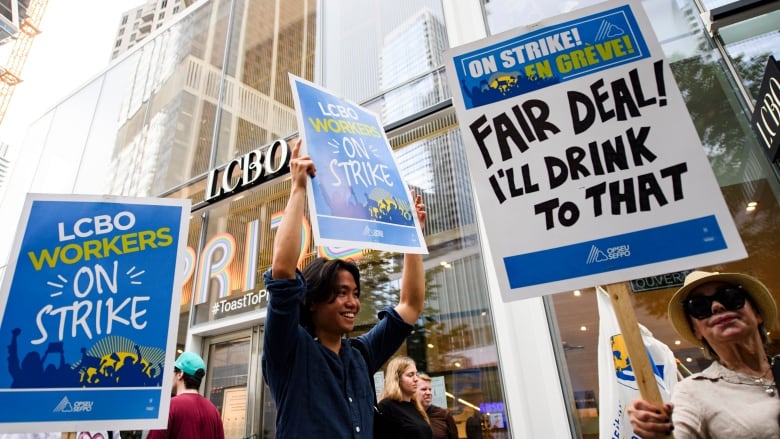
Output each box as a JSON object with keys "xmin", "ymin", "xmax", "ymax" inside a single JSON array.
[{"xmin": 261, "ymin": 139, "xmax": 427, "ymax": 438}]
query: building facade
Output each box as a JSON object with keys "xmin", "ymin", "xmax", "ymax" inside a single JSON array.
[
  {"xmin": 0, "ymin": 0, "xmax": 779, "ymax": 438},
  {"xmin": 110, "ymin": 0, "xmax": 186, "ymax": 61},
  {"xmin": 0, "ymin": 141, "xmax": 9, "ymax": 201}
]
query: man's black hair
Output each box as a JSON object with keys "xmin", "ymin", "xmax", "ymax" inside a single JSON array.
[
  {"xmin": 300, "ymin": 257, "xmax": 361, "ymax": 334},
  {"xmin": 174, "ymin": 366, "xmax": 204, "ymax": 390}
]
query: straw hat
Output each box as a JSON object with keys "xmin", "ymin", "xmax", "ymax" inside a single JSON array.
[{"xmin": 668, "ymin": 271, "xmax": 777, "ymax": 347}]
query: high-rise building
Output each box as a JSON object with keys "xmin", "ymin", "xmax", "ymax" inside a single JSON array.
[
  {"xmin": 380, "ymin": 7, "xmax": 448, "ymax": 123},
  {"xmin": 110, "ymin": 0, "xmax": 186, "ymax": 60},
  {"xmin": 0, "ymin": 0, "xmax": 27, "ymax": 42}
]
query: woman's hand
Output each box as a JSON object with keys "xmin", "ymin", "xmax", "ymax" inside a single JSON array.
[{"xmin": 627, "ymin": 398, "xmax": 674, "ymax": 438}]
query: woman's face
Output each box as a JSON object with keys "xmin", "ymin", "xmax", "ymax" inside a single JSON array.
[
  {"xmin": 399, "ymin": 364, "xmax": 419, "ymax": 399},
  {"xmin": 687, "ymin": 281, "xmax": 763, "ymax": 348}
]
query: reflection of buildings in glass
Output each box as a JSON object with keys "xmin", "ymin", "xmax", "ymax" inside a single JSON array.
[
  {"xmin": 111, "ymin": 0, "xmax": 187, "ymax": 61},
  {"xmin": 392, "ymin": 123, "xmax": 475, "ymax": 243},
  {"xmin": 106, "ymin": 6, "xmax": 309, "ymax": 197},
  {"xmin": 393, "ymin": 125, "xmax": 494, "ymax": 373},
  {"xmin": 379, "ymin": 7, "xmax": 447, "ymax": 123},
  {"xmin": 726, "ymin": 32, "xmax": 779, "ymax": 64},
  {"xmin": 0, "ymin": 141, "xmax": 10, "ymax": 200}
]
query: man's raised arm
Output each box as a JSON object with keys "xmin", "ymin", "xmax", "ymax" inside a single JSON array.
[
  {"xmin": 395, "ymin": 193, "xmax": 427, "ymax": 324},
  {"xmin": 271, "ymin": 139, "xmax": 316, "ymax": 280}
]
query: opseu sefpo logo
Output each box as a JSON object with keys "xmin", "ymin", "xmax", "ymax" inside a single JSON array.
[
  {"xmin": 586, "ymin": 244, "xmax": 630, "ymax": 264},
  {"xmin": 53, "ymin": 395, "xmax": 94, "ymax": 413}
]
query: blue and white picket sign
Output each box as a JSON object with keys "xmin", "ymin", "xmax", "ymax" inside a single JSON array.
[
  {"xmin": 289, "ymin": 74, "xmax": 428, "ymax": 255},
  {"xmin": 444, "ymin": 0, "xmax": 746, "ymax": 301},
  {"xmin": 0, "ymin": 193, "xmax": 190, "ymax": 433}
]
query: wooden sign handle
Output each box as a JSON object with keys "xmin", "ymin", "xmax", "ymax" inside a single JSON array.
[{"xmin": 607, "ymin": 282, "xmax": 675, "ymax": 439}]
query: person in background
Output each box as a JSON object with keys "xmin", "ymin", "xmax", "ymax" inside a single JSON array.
[
  {"xmin": 261, "ymin": 139, "xmax": 427, "ymax": 437},
  {"xmin": 147, "ymin": 352, "xmax": 224, "ymax": 439},
  {"xmin": 416, "ymin": 372, "xmax": 457, "ymax": 439},
  {"xmin": 375, "ymin": 356, "xmax": 432, "ymax": 439},
  {"xmin": 627, "ymin": 270, "xmax": 779, "ymax": 438},
  {"xmin": 465, "ymin": 412, "xmax": 484, "ymax": 439}
]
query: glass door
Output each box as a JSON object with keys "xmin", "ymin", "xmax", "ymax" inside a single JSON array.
[{"xmin": 203, "ymin": 327, "xmax": 263, "ymax": 439}]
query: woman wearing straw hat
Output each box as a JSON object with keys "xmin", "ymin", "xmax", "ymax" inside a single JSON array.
[{"xmin": 627, "ymin": 270, "xmax": 779, "ymax": 438}]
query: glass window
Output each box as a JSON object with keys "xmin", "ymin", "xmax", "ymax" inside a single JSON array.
[
  {"xmin": 190, "ymin": 177, "xmax": 290, "ymax": 325},
  {"xmin": 355, "ymin": 113, "xmax": 508, "ymax": 436},
  {"xmin": 211, "ymin": 0, "xmax": 316, "ymax": 167},
  {"xmin": 320, "ymin": 0, "xmax": 451, "ymax": 125},
  {"xmin": 203, "ymin": 334, "xmax": 254, "ymax": 439},
  {"xmin": 717, "ymin": 9, "xmax": 780, "ymax": 101},
  {"xmin": 94, "ymin": 2, "xmax": 223, "ymax": 195}
]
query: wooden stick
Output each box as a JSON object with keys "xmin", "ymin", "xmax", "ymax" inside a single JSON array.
[{"xmin": 607, "ymin": 282, "xmax": 674, "ymax": 439}]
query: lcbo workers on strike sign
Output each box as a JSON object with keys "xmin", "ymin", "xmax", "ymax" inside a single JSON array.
[
  {"xmin": 444, "ymin": 0, "xmax": 745, "ymax": 301},
  {"xmin": 0, "ymin": 194, "xmax": 190, "ymax": 433}
]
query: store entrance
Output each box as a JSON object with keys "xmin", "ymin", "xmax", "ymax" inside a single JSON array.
[{"xmin": 202, "ymin": 327, "xmax": 269, "ymax": 439}]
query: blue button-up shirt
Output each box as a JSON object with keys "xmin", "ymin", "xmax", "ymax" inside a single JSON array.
[{"xmin": 261, "ymin": 270, "xmax": 413, "ymax": 438}]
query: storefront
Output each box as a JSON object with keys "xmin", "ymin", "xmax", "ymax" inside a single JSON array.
[{"xmin": 1, "ymin": 0, "xmax": 778, "ymax": 437}]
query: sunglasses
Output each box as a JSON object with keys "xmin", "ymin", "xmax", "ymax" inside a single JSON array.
[{"xmin": 683, "ymin": 285, "xmax": 747, "ymax": 320}]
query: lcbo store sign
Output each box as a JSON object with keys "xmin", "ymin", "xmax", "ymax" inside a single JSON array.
[
  {"xmin": 751, "ymin": 56, "xmax": 780, "ymax": 162},
  {"xmin": 203, "ymin": 139, "xmax": 291, "ymax": 205}
]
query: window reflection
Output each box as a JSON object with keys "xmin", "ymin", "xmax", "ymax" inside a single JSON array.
[
  {"xmin": 320, "ymin": 0, "xmax": 449, "ymax": 104},
  {"xmin": 718, "ymin": 9, "xmax": 780, "ymax": 101}
]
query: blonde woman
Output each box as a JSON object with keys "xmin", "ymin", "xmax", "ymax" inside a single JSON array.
[{"xmin": 375, "ymin": 356, "xmax": 432, "ymax": 439}]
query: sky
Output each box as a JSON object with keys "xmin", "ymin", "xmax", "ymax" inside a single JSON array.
[{"xmin": 0, "ymin": 0, "xmax": 142, "ymax": 151}]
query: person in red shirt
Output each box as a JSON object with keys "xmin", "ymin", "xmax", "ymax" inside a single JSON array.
[{"xmin": 147, "ymin": 352, "xmax": 224, "ymax": 439}]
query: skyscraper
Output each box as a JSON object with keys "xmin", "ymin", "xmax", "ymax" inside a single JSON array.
[
  {"xmin": 110, "ymin": 0, "xmax": 185, "ymax": 60},
  {"xmin": 380, "ymin": 7, "xmax": 448, "ymax": 123}
]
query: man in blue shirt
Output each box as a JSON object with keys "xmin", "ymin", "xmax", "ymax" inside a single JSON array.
[{"xmin": 262, "ymin": 139, "xmax": 427, "ymax": 438}]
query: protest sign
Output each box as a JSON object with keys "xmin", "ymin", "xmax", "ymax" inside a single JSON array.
[
  {"xmin": 0, "ymin": 193, "xmax": 190, "ymax": 433},
  {"xmin": 597, "ymin": 286, "xmax": 676, "ymax": 439},
  {"xmin": 289, "ymin": 74, "xmax": 427, "ymax": 254},
  {"xmin": 444, "ymin": 0, "xmax": 745, "ymax": 301}
]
